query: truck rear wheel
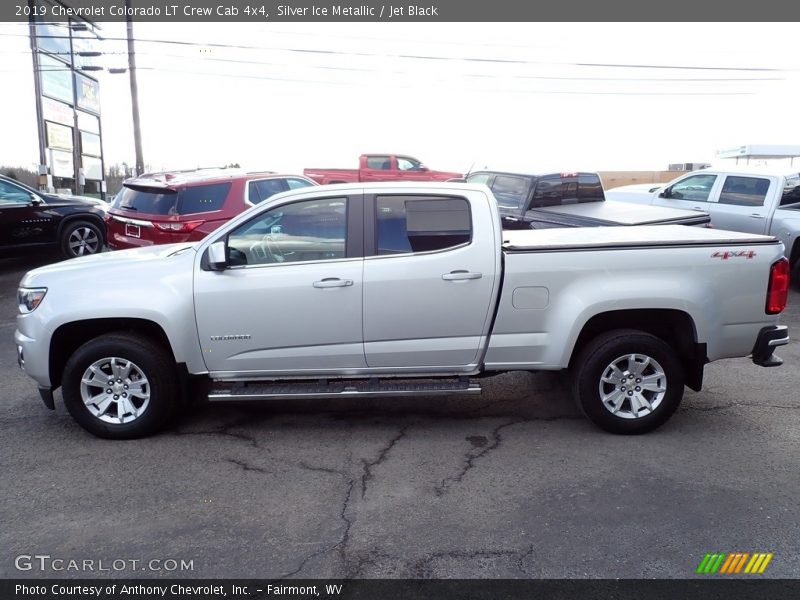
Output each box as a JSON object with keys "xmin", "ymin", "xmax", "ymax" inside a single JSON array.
[
  {"xmin": 61, "ymin": 333, "xmax": 177, "ymax": 439},
  {"xmin": 571, "ymin": 329, "xmax": 684, "ymax": 434}
]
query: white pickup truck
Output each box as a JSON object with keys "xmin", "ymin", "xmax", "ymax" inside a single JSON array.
[
  {"xmin": 606, "ymin": 166, "xmax": 800, "ymax": 287},
  {"xmin": 14, "ymin": 183, "xmax": 790, "ymax": 439}
]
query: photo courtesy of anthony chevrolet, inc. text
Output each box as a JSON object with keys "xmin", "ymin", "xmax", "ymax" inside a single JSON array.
[{"xmin": 1, "ymin": 1, "xmax": 800, "ymax": 599}]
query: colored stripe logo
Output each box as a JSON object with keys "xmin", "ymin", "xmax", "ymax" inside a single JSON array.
[{"xmin": 697, "ymin": 552, "xmax": 773, "ymax": 574}]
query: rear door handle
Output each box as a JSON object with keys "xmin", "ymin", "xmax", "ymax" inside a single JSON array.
[
  {"xmin": 749, "ymin": 213, "xmax": 765, "ymax": 219},
  {"xmin": 442, "ymin": 270, "xmax": 482, "ymax": 281},
  {"xmin": 313, "ymin": 278, "xmax": 353, "ymax": 288}
]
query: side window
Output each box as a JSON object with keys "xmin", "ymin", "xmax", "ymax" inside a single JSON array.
[
  {"xmin": 718, "ymin": 176, "xmax": 770, "ymax": 207},
  {"xmin": 531, "ymin": 176, "xmax": 564, "ymax": 207},
  {"xmin": 227, "ymin": 197, "xmax": 347, "ymax": 266},
  {"xmin": 248, "ymin": 179, "xmax": 286, "ymax": 204},
  {"xmin": 397, "ymin": 157, "xmax": 420, "ymax": 171},
  {"xmin": 665, "ymin": 174, "xmax": 717, "ymax": 202},
  {"xmin": 466, "ymin": 173, "xmax": 492, "ymax": 185},
  {"xmin": 490, "ymin": 175, "xmax": 528, "ymax": 209},
  {"xmin": 0, "ymin": 179, "xmax": 32, "ymax": 204},
  {"xmin": 177, "ymin": 183, "xmax": 231, "ymax": 214},
  {"xmin": 247, "ymin": 181, "xmax": 262, "ymax": 204},
  {"xmin": 366, "ymin": 156, "xmax": 391, "ymax": 170},
  {"xmin": 376, "ymin": 195, "xmax": 471, "ymax": 255},
  {"xmin": 780, "ymin": 174, "xmax": 800, "ymax": 207},
  {"xmin": 286, "ymin": 177, "xmax": 314, "ymax": 190}
]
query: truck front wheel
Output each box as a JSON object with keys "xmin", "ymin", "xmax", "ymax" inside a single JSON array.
[
  {"xmin": 571, "ymin": 329, "xmax": 684, "ymax": 434},
  {"xmin": 61, "ymin": 333, "xmax": 177, "ymax": 439}
]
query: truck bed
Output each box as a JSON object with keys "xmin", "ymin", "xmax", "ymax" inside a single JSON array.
[{"xmin": 531, "ymin": 200, "xmax": 709, "ymax": 226}]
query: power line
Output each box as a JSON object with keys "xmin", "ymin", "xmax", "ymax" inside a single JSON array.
[{"xmin": 0, "ymin": 31, "xmax": 792, "ymax": 73}]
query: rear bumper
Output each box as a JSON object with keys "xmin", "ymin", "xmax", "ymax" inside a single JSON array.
[{"xmin": 751, "ymin": 325, "xmax": 789, "ymax": 367}]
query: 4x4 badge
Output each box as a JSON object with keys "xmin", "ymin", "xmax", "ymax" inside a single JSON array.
[{"xmin": 712, "ymin": 250, "xmax": 756, "ymax": 260}]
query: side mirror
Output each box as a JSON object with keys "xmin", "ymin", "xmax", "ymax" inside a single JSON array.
[
  {"xmin": 30, "ymin": 194, "xmax": 42, "ymax": 205},
  {"xmin": 206, "ymin": 240, "xmax": 228, "ymax": 271},
  {"xmin": 418, "ymin": 164, "xmax": 429, "ymax": 171},
  {"xmin": 658, "ymin": 189, "xmax": 669, "ymax": 198}
]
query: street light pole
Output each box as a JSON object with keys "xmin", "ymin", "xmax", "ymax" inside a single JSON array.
[{"xmin": 125, "ymin": 0, "xmax": 145, "ymax": 176}]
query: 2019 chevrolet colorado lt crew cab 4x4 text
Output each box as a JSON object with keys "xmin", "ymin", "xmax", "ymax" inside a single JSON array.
[{"xmin": 15, "ymin": 183, "xmax": 790, "ymax": 439}]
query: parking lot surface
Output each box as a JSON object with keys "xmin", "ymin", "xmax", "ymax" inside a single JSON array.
[{"xmin": 1, "ymin": 253, "xmax": 798, "ymax": 579}]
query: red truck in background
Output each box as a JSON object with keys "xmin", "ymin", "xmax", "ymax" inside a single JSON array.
[{"xmin": 304, "ymin": 154, "xmax": 463, "ymax": 185}]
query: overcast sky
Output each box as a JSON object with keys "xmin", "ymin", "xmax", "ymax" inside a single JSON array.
[{"xmin": 1, "ymin": 22, "xmax": 800, "ymax": 176}]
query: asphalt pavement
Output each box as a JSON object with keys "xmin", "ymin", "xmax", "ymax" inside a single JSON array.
[{"xmin": 1, "ymin": 252, "xmax": 798, "ymax": 579}]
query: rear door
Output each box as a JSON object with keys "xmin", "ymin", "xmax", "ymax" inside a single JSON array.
[
  {"xmin": 0, "ymin": 179, "xmax": 52, "ymax": 249},
  {"xmin": 360, "ymin": 155, "xmax": 394, "ymax": 182},
  {"xmin": 362, "ymin": 191, "xmax": 499, "ymax": 368},
  {"xmin": 706, "ymin": 174, "xmax": 774, "ymax": 234}
]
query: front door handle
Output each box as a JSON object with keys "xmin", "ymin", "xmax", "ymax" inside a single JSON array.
[
  {"xmin": 442, "ymin": 270, "xmax": 482, "ymax": 281},
  {"xmin": 749, "ymin": 213, "xmax": 765, "ymax": 219},
  {"xmin": 313, "ymin": 278, "xmax": 353, "ymax": 288}
]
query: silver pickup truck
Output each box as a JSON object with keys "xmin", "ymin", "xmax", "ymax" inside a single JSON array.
[
  {"xmin": 15, "ymin": 183, "xmax": 790, "ymax": 439},
  {"xmin": 606, "ymin": 167, "xmax": 800, "ymax": 288}
]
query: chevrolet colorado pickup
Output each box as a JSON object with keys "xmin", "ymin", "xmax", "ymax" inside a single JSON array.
[
  {"xmin": 304, "ymin": 154, "xmax": 461, "ymax": 185},
  {"xmin": 606, "ymin": 166, "xmax": 800, "ymax": 287},
  {"xmin": 15, "ymin": 183, "xmax": 790, "ymax": 439}
]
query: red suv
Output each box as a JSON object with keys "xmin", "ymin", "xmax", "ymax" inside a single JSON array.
[{"xmin": 106, "ymin": 169, "xmax": 316, "ymax": 249}]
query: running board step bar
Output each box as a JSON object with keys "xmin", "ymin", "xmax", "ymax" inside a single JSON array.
[{"xmin": 208, "ymin": 378, "xmax": 481, "ymax": 401}]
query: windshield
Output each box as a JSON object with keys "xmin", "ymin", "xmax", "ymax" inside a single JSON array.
[{"xmin": 115, "ymin": 182, "xmax": 231, "ymax": 215}]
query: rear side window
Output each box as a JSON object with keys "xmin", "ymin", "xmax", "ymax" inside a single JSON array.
[
  {"xmin": 491, "ymin": 175, "xmax": 529, "ymax": 209},
  {"xmin": 248, "ymin": 179, "xmax": 286, "ymax": 204},
  {"xmin": 376, "ymin": 195, "xmax": 471, "ymax": 255},
  {"xmin": 780, "ymin": 174, "xmax": 800, "ymax": 207},
  {"xmin": 366, "ymin": 156, "xmax": 391, "ymax": 170},
  {"xmin": 286, "ymin": 177, "xmax": 314, "ymax": 190},
  {"xmin": 116, "ymin": 182, "xmax": 231, "ymax": 215},
  {"xmin": 718, "ymin": 176, "xmax": 770, "ymax": 207}
]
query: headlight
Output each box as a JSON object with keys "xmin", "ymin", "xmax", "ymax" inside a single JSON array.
[{"xmin": 18, "ymin": 287, "xmax": 47, "ymax": 313}]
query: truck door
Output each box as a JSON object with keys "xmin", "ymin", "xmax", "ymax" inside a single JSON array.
[
  {"xmin": 360, "ymin": 155, "xmax": 394, "ymax": 183},
  {"xmin": 362, "ymin": 191, "xmax": 500, "ymax": 368},
  {"xmin": 194, "ymin": 193, "xmax": 366, "ymax": 375},
  {"xmin": 652, "ymin": 173, "xmax": 719, "ymax": 214},
  {"xmin": 706, "ymin": 175, "xmax": 773, "ymax": 234}
]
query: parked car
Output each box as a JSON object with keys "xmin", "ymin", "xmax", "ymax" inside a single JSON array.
[
  {"xmin": 304, "ymin": 154, "xmax": 462, "ymax": 184},
  {"xmin": 106, "ymin": 168, "xmax": 316, "ymax": 249},
  {"xmin": 0, "ymin": 174, "xmax": 107, "ymax": 259},
  {"xmin": 15, "ymin": 182, "xmax": 789, "ymax": 439},
  {"xmin": 457, "ymin": 170, "xmax": 710, "ymax": 229},
  {"xmin": 606, "ymin": 166, "xmax": 800, "ymax": 287}
]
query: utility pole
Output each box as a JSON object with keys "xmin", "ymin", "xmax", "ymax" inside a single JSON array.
[{"xmin": 125, "ymin": 0, "xmax": 144, "ymax": 176}]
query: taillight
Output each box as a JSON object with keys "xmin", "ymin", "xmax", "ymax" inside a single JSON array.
[
  {"xmin": 153, "ymin": 220, "xmax": 205, "ymax": 233},
  {"xmin": 766, "ymin": 258, "xmax": 790, "ymax": 314}
]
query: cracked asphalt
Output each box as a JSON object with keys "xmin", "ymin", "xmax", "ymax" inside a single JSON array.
[{"xmin": 1, "ymin": 253, "xmax": 798, "ymax": 579}]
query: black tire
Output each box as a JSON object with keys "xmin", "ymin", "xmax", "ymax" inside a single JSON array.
[
  {"xmin": 62, "ymin": 333, "xmax": 177, "ymax": 439},
  {"xmin": 570, "ymin": 329, "xmax": 684, "ymax": 435},
  {"xmin": 61, "ymin": 219, "xmax": 104, "ymax": 258}
]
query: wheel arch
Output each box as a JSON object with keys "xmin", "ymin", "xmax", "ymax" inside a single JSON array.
[
  {"xmin": 569, "ymin": 309, "xmax": 707, "ymax": 391},
  {"xmin": 57, "ymin": 213, "xmax": 107, "ymax": 245},
  {"xmin": 49, "ymin": 318, "xmax": 175, "ymax": 390}
]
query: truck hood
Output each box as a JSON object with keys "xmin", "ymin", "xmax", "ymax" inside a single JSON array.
[
  {"xmin": 20, "ymin": 243, "xmax": 197, "ymax": 288},
  {"xmin": 503, "ymin": 224, "xmax": 778, "ymax": 251},
  {"xmin": 534, "ymin": 200, "xmax": 706, "ymax": 225}
]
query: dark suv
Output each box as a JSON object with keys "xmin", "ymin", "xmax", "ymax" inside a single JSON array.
[
  {"xmin": 0, "ymin": 174, "xmax": 107, "ymax": 258},
  {"xmin": 106, "ymin": 169, "xmax": 316, "ymax": 250}
]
